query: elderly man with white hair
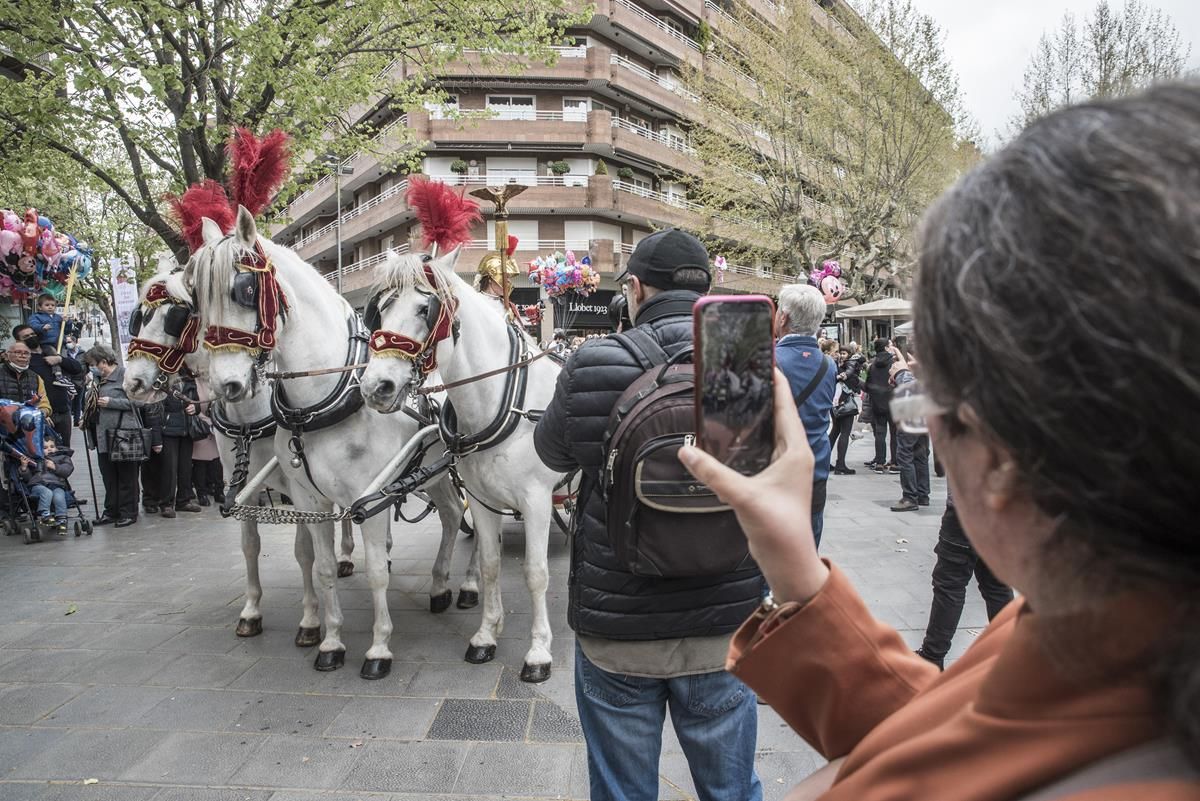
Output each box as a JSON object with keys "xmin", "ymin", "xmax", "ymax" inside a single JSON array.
[{"xmin": 774, "ymin": 283, "xmax": 837, "ymax": 546}]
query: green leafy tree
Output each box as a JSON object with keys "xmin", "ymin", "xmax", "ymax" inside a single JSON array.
[
  {"xmin": 684, "ymin": 0, "xmax": 977, "ymax": 301},
  {"xmin": 1012, "ymin": 0, "xmax": 1192, "ymax": 133},
  {"xmin": 1, "ymin": 0, "xmax": 576, "ymax": 257}
]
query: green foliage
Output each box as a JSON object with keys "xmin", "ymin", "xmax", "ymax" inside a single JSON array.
[
  {"xmin": 697, "ymin": 20, "xmax": 713, "ymax": 53},
  {"xmin": 594, "ymin": 159, "xmax": 609, "ymax": 175},
  {"xmin": 548, "ymin": 160, "xmax": 571, "ymax": 175},
  {"xmin": 0, "ymin": 0, "xmax": 580, "ymax": 257},
  {"xmin": 682, "ymin": 0, "xmax": 978, "ymax": 301},
  {"xmin": 450, "ymin": 159, "xmax": 470, "ymax": 174},
  {"xmin": 616, "ymin": 166, "xmax": 635, "ymax": 180}
]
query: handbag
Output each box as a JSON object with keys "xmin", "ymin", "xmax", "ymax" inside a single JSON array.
[
  {"xmin": 186, "ymin": 413, "xmax": 212, "ymax": 441},
  {"xmin": 106, "ymin": 409, "xmax": 151, "ymax": 463},
  {"xmin": 832, "ymin": 384, "xmax": 859, "ymax": 419}
]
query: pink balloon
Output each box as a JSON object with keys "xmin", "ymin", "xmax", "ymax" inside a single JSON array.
[{"xmin": 820, "ymin": 275, "xmax": 844, "ymax": 304}]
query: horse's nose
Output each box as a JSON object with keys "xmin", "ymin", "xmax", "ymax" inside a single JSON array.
[
  {"xmin": 224, "ymin": 380, "xmax": 246, "ymax": 402},
  {"xmin": 372, "ymin": 378, "xmax": 397, "ymax": 400},
  {"xmin": 126, "ymin": 376, "xmax": 146, "ymax": 396}
]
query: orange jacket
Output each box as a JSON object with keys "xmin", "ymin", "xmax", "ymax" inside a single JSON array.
[{"xmin": 727, "ymin": 563, "xmax": 1198, "ymax": 800}]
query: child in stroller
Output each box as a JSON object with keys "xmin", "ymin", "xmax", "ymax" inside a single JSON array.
[{"xmin": 19, "ymin": 436, "xmax": 74, "ymax": 533}]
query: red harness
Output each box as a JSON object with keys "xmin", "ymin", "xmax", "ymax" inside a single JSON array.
[
  {"xmin": 368, "ymin": 264, "xmax": 458, "ymax": 375},
  {"xmin": 203, "ymin": 242, "xmax": 289, "ymax": 355},
  {"xmin": 126, "ymin": 283, "xmax": 201, "ymax": 374}
]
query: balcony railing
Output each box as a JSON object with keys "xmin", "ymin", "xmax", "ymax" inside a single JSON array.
[
  {"xmin": 424, "ymin": 173, "xmax": 590, "ymax": 188},
  {"xmin": 611, "ymin": 117, "xmax": 696, "ymax": 155},
  {"xmin": 462, "ymin": 239, "xmax": 620, "ymax": 253},
  {"xmin": 614, "ymin": 0, "xmax": 701, "ymax": 52},
  {"xmin": 610, "ymin": 54, "xmax": 700, "ymax": 103},
  {"xmin": 704, "ymin": 0, "xmax": 737, "ymax": 26},
  {"xmin": 324, "ymin": 243, "xmax": 413, "ymax": 284},
  {"xmin": 613, "ymin": 180, "xmax": 702, "ymax": 212},
  {"xmin": 281, "ymin": 115, "xmax": 409, "ymax": 218},
  {"xmin": 292, "ymin": 179, "xmax": 411, "ymax": 250}
]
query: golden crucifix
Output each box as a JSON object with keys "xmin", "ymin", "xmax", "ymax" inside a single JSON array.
[{"xmin": 470, "ymin": 184, "xmax": 528, "ymax": 312}]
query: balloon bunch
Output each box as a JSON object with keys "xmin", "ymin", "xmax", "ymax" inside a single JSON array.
[
  {"xmin": 809, "ymin": 259, "xmax": 844, "ymax": 304},
  {"xmin": 0, "ymin": 208, "xmax": 93, "ymax": 303},
  {"xmin": 527, "ymin": 250, "xmax": 602, "ymax": 298}
]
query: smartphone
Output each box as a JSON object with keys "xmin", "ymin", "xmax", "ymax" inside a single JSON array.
[{"xmin": 693, "ymin": 295, "xmax": 776, "ymax": 475}]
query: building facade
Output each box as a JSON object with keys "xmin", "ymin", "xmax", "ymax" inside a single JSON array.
[{"xmin": 270, "ymin": 0, "xmax": 856, "ymax": 335}]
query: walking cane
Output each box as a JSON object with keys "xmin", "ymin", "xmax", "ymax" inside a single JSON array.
[{"xmin": 83, "ymin": 439, "xmax": 101, "ymax": 524}]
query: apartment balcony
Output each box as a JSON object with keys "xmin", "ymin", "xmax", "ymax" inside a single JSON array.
[
  {"xmin": 423, "ymin": 45, "xmax": 606, "ymax": 85},
  {"xmin": 598, "ymin": 0, "xmax": 703, "ymax": 68},
  {"xmin": 611, "ymin": 179, "xmax": 702, "ymax": 228},
  {"xmin": 607, "ymin": 115, "xmax": 697, "ymax": 174},
  {"xmin": 607, "ymin": 52, "xmax": 698, "ymax": 117}
]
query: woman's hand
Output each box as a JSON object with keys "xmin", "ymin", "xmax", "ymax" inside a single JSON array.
[
  {"xmin": 97, "ymin": 396, "xmax": 110, "ymax": 408},
  {"xmin": 679, "ymin": 369, "xmax": 830, "ymax": 605},
  {"xmin": 185, "ymin": 404, "xmax": 197, "ymax": 415}
]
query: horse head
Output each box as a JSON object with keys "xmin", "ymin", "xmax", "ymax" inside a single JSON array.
[
  {"xmin": 188, "ymin": 206, "xmax": 286, "ymax": 403},
  {"xmin": 123, "ymin": 254, "xmax": 200, "ymax": 402},
  {"xmin": 360, "ymin": 246, "xmax": 462, "ymax": 412}
]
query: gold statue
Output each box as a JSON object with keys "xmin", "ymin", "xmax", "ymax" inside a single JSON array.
[{"xmin": 470, "ymin": 184, "xmax": 528, "ymax": 306}]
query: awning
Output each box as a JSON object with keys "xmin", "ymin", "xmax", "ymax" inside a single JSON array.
[{"xmin": 835, "ymin": 297, "xmax": 912, "ymax": 320}]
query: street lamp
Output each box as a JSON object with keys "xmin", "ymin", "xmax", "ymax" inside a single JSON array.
[{"xmin": 326, "ymin": 158, "xmax": 355, "ymax": 296}]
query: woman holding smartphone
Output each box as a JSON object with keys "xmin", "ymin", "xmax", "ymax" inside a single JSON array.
[{"xmin": 680, "ymin": 85, "xmax": 1200, "ymax": 799}]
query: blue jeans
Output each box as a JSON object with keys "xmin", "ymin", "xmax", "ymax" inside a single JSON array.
[
  {"xmin": 574, "ymin": 641, "xmax": 763, "ymax": 801},
  {"xmin": 30, "ymin": 485, "xmax": 67, "ymax": 519}
]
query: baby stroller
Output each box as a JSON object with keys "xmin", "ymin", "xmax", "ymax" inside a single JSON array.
[{"xmin": 0, "ymin": 401, "xmax": 93, "ymax": 544}]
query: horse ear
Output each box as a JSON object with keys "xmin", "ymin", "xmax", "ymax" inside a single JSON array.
[
  {"xmin": 431, "ymin": 245, "xmax": 461, "ymax": 278},
  {"xmin": 235, "ymin": 205, "xmax": 257, "ymax": 248},
  {"xmin": 201, "ymin": 217, "xmax": 224, "ymax": 247},
  {"xmin": 154, "ymin": 252, "xmax": 176, "ymax": 275}
]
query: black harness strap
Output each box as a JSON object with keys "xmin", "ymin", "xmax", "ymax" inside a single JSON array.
[{"xmin": 438, "ymin": 321, "xmax": 532, "ymax": 457}]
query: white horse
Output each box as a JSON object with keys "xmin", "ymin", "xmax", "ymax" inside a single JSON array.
[
  {"xmin": 358, "ymin": 247, "xmax": 566, "ymax": 682},
  {"xmin": 187, "ymin": 208, "xmax": 475, "ymax": 679}
]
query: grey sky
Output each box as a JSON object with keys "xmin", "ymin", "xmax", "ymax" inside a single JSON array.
[{"xmin": 905, "ymin": 0, "xmax": 1200, "ymax": 142}]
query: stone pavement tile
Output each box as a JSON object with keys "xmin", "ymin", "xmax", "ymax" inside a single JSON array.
[
  {"xmin": 0, "ymin": 683, "xmax": 85, "ymax": 725},
  {"xmin": 0, "ymin": 649, "xmax": 99, "ymax": 683},
  {"xmin": 224, "ymin": 629, "xmax": 318, "ymax": 660},
  {"xmin": 20, "ymin": 783, "xmax": 160, "ymax": 801},
  {"xmin": 565, "ymin": 743, "xmax": 590, "ymax": 800},
  {"xmin": 426, "ymin": 698, "xmax": 532, "ymax": 742},
  {"xmin": 9, "ymin": 729, "xmax": 163, "ymax": 781},
  {"xmin": 44, "ymin": 601, "xmax": 163, "ymax": 624},
  {"xmin": 494, "ymin": 666, "xmax": 541, "ymax": 701},
  {"xmin": 229, "ymin": 657, "xmax": 420, "ymax": 697},
  {"xmin": 756, "ymin": 750, "xmax": 829, "ymax": 801},
  {"xmin": 41, "ymin": 685, "xmax": 175, "ymax": 727},
  {"xmin": 0, "ymin": 727, "xmax": 71, "ymax": 779},
  {"xmin": 120, "ymin": 731, "xmax": 269, "ymax": 785},
  {"xmin": 401, "ymin": 662, "xmax": 502, "ymax": 699},
  {"xmin": 339, "ymin": 740, "xmax": 469, "ymax": 794},
  {"xmin": 80, "ymin": 648, "xmax": 183, "ymax": 686},
  {"xmin": 84, "ymin": 623, "xmax": 190, "ymax": 651},
  {"xmin": 323, "ymin": 696, "xmax": 440, "ymax": 740},
  {"xmin": 755, "ymin": 706, "xmax": 814, "ymax": 755},
  {"xmin": 8, "ymin": 622, "xmax": 111, "ymax": 651},
  {"xmin": 136, "ymin": 689, "xmax": 258, "ymax": 732},
  {"xmin": 151, "ymin": 788, "xmax": 272, "ymax": 801},
  {"xmin": 226, "ymin": 735, "xmax": 365, "ymax": 790},
  {"xmin": 528, "ymin": 699, "xmax": 584, "ymax": 743},
  {"xmin": 0, "ymin": 622, "xmax": 39, "ymax": 647},
  {"xmin": 227, "ymin": 692, "xmax": 352, "ymax": 737},
  {"xmin": 144, "ymin": 654, "xmax": 260, "ymax": 689},
  {"xmin": 453, "ymin": 742, "xmax": 575, "ymax": 797},
  {"xmin": 152, "ymin": 626, "xmax": 240, "ymax": 655}
]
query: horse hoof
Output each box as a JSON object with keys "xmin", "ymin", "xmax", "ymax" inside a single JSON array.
[
  {"xmin": 235, "ymin": 618, "xmax": 263, "ymax": 638},
  {"xmin": 314, "ymin": 649, "xmax": 345, "ymax": 671},
  {"xmin": 337, "ymin": 561, "xmax": 354, "ymax": 578},
  {"xmin": 294, "ymin": 626, "xmax": 321, "ymax": 647},
  {"xmin": 430, "ymin": 590, "xmax": 452, "ymax": 614},
  {"xmin": 360, "ymin": 658, "xmax": 392, "ymax": 680},
  {"xmin": 464, "ymin": 643, "xmax": 497, "ymax": 664},
  {"xmin": 456, "ymin": 590, "xmax": 479, "ymax": 609},
  {"xmin": 520, "ymin": 662, "xmax": 552, "ymax": 684}
]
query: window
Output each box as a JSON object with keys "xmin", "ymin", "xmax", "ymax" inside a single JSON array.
[
  {"xmin": 487, "ymin": 95, "xmax": 536, "ymax": 121},
  {"xmin": 592, "ymin": 99, "xmax": 619, "ymax": 116},
  {"xmin": 486, "ymin": 156, "xmax": 537, "ymax": 185},
  {"xmin": 563, "ymin": 97, "xmax": 590, "ymax": 122},
  {"xmin": 380, "ymin": 235, "xmax": 394, "ymax": 253},
  {"xmin": 424, "ymin": 94, "xmax": 459, "ymax": 120}
]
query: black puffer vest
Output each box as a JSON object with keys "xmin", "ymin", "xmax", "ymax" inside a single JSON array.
[
  {"xmin": 534, "ymin": 291, "xmax": 764, "ymax": 640},
  {"xmin": 0, "ymin": 364, "xmax": 43, "ymax": 405}
]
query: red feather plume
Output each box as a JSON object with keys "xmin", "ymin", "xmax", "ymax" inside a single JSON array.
[
  {"xmin": 228, "ymin": 128, "xmax": 292, "ymax": 216},
  {"xmin": 169, "ymin": 180, "xmax": 236, "ymax": 252},
  {"xmin": 506, "ymin": 235, "xmax": 518, "ymax": 257},
  {"xmin": 406, "ymin": 176, "xmax": 481, "ymax": 252}
]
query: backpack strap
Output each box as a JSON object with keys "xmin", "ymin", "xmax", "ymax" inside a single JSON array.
[
  {"xmin": 1015, "ymin": 740, "xmax": 1197, "ymax": 801},
  {"xmin": 612, "ymin": 327, "xmax": 670, "ymax": 370},
  {"xmin": 792, "ymin": 355, "xmax": 831, "ymax": 408}
]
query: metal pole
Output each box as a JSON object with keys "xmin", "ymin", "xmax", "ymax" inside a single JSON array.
[{"xmin": 335, "ymin": 167, "xmax": 344, "ymax": 297}]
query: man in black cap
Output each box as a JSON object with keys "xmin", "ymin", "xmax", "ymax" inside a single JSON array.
[{"xmin": 535, "ymin": 229, "xmax": 764, "ymax": 801}]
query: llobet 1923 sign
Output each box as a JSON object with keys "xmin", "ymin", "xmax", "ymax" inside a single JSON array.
[{"xmin": 552, "ymin": 289, "xmax": 616, "ymax": 330}]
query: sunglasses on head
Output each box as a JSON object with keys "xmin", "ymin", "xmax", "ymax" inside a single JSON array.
[{"xmin": 129, "ymin": 304, "xmax": 192, "ymax": 339}]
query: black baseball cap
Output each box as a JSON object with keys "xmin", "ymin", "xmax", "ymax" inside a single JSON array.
[{"xmin": 616, "ymin": 229, "xmax": 710, "ymax": 290}]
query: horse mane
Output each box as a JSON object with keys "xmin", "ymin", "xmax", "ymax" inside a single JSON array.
[
  {"xmin": 376, "ymin": 251, "xmax": 442, "ymax": 298},
  {"xmin": 140, "ymin": 256, "xmax": 193, "ymax": 304},
  {"xmin": 192, "ymin": 233, "xmax": 307, "ymax": 330}
]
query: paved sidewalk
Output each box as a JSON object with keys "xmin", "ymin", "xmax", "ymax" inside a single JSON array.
[{"xmin": 0, "ymin": 433, "xmax": 992, "ymax": 800}]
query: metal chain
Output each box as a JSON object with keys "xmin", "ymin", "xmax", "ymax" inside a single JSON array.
[{"xmin": 225, "ymin": 503, "xmax": 356, "ymax": 525}]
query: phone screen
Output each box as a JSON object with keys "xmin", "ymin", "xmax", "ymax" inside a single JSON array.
[{"xmin": 695, "ymin": 298, "xmax": 775, "ymax": 475}]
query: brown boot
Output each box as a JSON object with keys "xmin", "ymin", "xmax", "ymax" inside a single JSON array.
[
  {"xmin": 160, "ymin": 507, "xmax": 177, "ymax": 518},
  {"xmin": 178, "ymin": 501, "xmax": 202, "ymax": 513}
]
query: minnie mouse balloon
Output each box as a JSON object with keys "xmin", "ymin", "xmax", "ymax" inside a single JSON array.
[{"xmin": 820, "ymin": 274, "xmax": 844, "ymax": 304}]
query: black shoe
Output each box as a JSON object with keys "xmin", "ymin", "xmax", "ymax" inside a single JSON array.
[
  {"xmin": 143, "ymin": 505, "xmax": 159, "ymax": 515},
  {"xmin": 917, "ymin": 497, "xmax": 930, "ymax": 506},
  {"xmin": 94, "ymin": 515, "xmax": 115, "ymax": 526},
  {"xmin": 914, "ymin": 647, "xmax": 944, "ymax": 671},
  {"xmin": 196, "ymin": 495, "xmax": 211, "ymax": 507},
  {"xmin": 280, "ymin": 494, "xmax": 293, "ymax": 505},
  {"xmin": 934, "ymin": 460, "xmax": 945, "ymax": 478},
  {"xmin": 212, "ymin": 491, "xmax": 225, "ymax": 505},
  {"xmin": 76, "ymin": 498, "xmax": 88, "ymax": 506},
  {"xmin": 888, "ymin": 465, "xmax": 901, "ymax": 474},
  {"xmin": 863, "ymin": 460, "xmax": 878, "ymax": 468},
  {"xmin": 115, "ymin": 518, "xmax": 137, "ymax": 528},
  {"xmin": 177, "ymin": 501, "xmax": 202, "ymax": 513},
  {"xmin": 833, "ymin": 466, "xmax": 857, "ymax": 475},
  {"xmin": 890, "ymin": 498, "xmax": 919, "ymax": 512},
  {"xmin": 872, "ymin": 465, "xmax": 888, "ymax": 474}
]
